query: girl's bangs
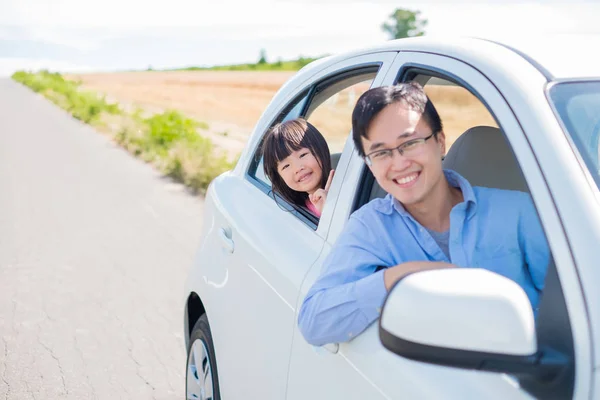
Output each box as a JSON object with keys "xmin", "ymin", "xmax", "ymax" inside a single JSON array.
[{"xmin": 271, "ymin": 123, "xmax": 308, "ymax": 162}]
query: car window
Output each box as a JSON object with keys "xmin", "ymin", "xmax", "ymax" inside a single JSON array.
[
  {"xmin": 549, "ymin": 81, "xmax": 600, "ymax": 189},
  {"xmin": 248, "ymin": 67, "xmax": 380, "ymax": 227},
  {"xmin": 419, "ymin": 76, "xmax": 498, "ymax": 150},
  {"xmin": 416, "ymin": 71, "xmax": 575, "ymax": 400},
  {"xmin": 364, "ymin": 73, "xmax": 508, "ymax": 202},
  {"xmin": 361, "ymin": 67, "xmax": 555, "ymax": 310},
  {"xmin": 355, "ymin": 67, "xmax": 574, "ymax": 398},
  {"xmin": 305, "ymin": 74, "xmax": 376, "ymax": 154},
  {"xmin": 252, "ymin": 93, "xmax": 309, "ymax": 187}
]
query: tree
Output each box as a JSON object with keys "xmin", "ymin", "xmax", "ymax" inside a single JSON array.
[
  {"xmin": 381, "ymin": 8, "xmax": 427, "ymax": 40},
  {"xmin": 258, "ymin": 49, "xmax": 268, "ymax": 65}
]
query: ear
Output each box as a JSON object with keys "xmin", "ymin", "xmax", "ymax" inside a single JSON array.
[{"xmin": 436, "ymin": 130, "xmax": 447, "ymax": 157}]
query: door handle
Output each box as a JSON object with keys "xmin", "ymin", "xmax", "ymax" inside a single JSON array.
[{"xmin": 219, "ymin": 227, "xmax": 235, "ymax": 253}]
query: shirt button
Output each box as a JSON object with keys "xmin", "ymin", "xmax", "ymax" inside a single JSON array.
[{"xmin": 348, "ymin": 332, "xmax": 353, "ymax": 338}]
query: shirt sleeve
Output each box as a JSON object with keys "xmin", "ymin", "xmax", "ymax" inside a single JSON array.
[
  {"xmin": 518, "ymin": 194, "xmax": 550, "ymax": 292},
  {"xmin": 297, "ymin": 213, "xmax": 390, "ymax": 346}
]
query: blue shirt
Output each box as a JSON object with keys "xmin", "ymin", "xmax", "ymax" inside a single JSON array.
[{"xmin": 298, "ymin": 170, "xmax": 549, "ymax": 346}]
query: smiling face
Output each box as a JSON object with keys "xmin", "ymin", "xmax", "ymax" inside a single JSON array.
[
  {"xmin": 362, "ymin": 101, "xmax": 446, "ymax": 207},
  {"xmin": 262, "ymin": 118, "xmax": 331, "ymax": 207},
  {"xmin": 277, "ymin": 148, "xmax": 323, "ymax": 195}
]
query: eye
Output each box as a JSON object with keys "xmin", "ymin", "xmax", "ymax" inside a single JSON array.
[
  {"xmin": 372, "ymin": 150, "xmax": 391, "ymax": 159},
  {"xmin": 280, "ymin": 164, "xmax": 290, "ymax": 171},
  {"xmin": 402, "ymin": 140, "xmax": 420, "ymax": 150},
  {"xmin": 299, "ymin": 151, "xmax": 309, "ymax": 158}
]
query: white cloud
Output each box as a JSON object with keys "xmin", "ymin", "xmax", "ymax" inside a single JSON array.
[
  {"xmin": 420, "ymin": 3, "xmax": 600, "ymax": 37},
  {"xmin": 1, "ymin": 0, "xmax": 599, "ymax": 71},
  {"xmin": 2, "ymin": 0, "xmax": 597, "ymax": 35},
  {"xmin": 0, "ymin": 0, "xmax": 392, "ymax": 32}
]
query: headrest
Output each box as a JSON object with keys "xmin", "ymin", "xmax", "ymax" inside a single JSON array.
[
  {"xmin": 331, "ymin": 152, "xmax": 342, "ymax": 170},
  {"xmin": 443, "ymin": 126, "xmax": 528, "ymax": 192}
]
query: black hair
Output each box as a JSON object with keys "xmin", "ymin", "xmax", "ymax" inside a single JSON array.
[
  {"xmin": 261, "ymin": 118, "xmax": 331, "ymax": 207},
  {"xmin": 351, "ymin": 82, "xmax": 443, "ymax": 156}
]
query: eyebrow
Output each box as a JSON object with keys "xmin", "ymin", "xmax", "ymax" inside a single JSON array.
[{"xmin": 367, "ymin": 131, "xmax": 416, "ymax": 152}]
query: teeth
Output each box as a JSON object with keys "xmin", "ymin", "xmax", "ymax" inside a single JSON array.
[
  {"xmin": 299, "ymin": 173, "xmax": 311, "ymax": 182},
  {"xmin": 396, "ymin": 173, "xmax": 417, "ymax": 185}
]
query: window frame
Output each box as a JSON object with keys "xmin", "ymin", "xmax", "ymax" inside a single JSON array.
[
  {"xmin": 403, "ymin": 64, "xmax": 575, "ymax": 398},
  {"xmin": 245, "ymin": 64, "xmax": 382, "ymax": 229},
  {"xmin": 547, "ymin": 79, "xmax": 600, "ymax": 192},
  {"xmin": 345, "ymin": 59, "xmax": 578, "ymax": 398},
  {"xmin": 304, "ymin": 68, "xmax": 379, "ymax": 121},
  {"xmin": 353, "ymin": 64, "xmax": 506, "ymax": 211}
]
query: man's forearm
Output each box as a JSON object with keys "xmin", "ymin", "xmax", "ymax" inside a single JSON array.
[
  {"xmin": 298, "ymin": 270, "xmax": 387, "ymax": 346},
  {"xmin": 299, "ymin": 263, "xmax": 453, "ymax": 345}
]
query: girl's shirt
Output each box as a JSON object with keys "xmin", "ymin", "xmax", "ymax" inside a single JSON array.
[{"xmin": 305, "ymin": 199, "xmax": 321, "ymax": 217}]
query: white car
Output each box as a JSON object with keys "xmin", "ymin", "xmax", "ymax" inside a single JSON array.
[{"xmin": 183, "ymin": 36, "xmax": 600, "ymax": 400}]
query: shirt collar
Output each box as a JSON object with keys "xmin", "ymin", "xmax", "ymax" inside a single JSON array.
[{"xmin": 373, "ymin": 169, "xmax": 478, "ymax": 217}]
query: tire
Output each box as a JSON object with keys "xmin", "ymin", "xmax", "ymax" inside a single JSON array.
[{"xmin": 186, "ymin": 314, "xmax": 221, "ymax": 400}]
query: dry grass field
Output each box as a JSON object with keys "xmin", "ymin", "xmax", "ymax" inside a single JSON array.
[
  {"xmin": 425, "ymin": 85, "xmax": 498, "ymax": 148},
  {"xmin": 68, "ymin": 71, "xmax": 497, "ymax": 156},
  {"xmin": 67, "ymin": 71, "xmax": 295, "ymax": 155}
]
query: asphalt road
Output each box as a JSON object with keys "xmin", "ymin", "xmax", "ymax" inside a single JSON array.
[{"xmin": 0, "ymin": 78, "xmax": 205, "ymax": 399}]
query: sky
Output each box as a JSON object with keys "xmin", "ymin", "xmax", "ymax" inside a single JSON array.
[{"xmin": 0, "ymin": 0, "xmax": 599, "ymax": 75}]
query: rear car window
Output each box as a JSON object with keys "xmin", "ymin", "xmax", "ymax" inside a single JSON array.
[{"xmin": 549, "ymin": 81, "xmax": 600, "ymax": 190}]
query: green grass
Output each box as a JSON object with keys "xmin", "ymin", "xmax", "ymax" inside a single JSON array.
[
  {"xmin": 117, "ymin": 110, "xmax": 233, "ymax": 191},
  {"xmin": 145, "ymin": 111, "xmax": 207, "ymax": 152},
  {"xmin": 174, "ymin": 56, "xmax": 323, "ymax": 72},
  {"xmin": 12, "ymin": 70, "xmax": 234, "ymax": 193},
  {"xmin": 12, "ymin": 70, "xmax": 120, "ymax": 123}
]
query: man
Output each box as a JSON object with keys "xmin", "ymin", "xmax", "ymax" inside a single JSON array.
[{"xmin": 298, "ymin": 82, "xmax": 549, "ymax": 346}]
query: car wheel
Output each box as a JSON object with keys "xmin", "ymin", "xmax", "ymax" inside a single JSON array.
[{"xmin": 186, "ymin": 314, "xmax": 221, "ymax": 400}]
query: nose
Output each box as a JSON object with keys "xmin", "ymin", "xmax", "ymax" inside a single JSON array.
[
  {"xmin": 294, "ymin": 161, "xmax": 305, "ymax": 175},
  {"xmin": 390, "ymin": 149, "xmax": 411, "ymax": 170}
]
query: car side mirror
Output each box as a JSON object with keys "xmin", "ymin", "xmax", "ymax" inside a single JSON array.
[{"xmin": 379, "ymin": 268, "xmax": 568, "ymax": 381}]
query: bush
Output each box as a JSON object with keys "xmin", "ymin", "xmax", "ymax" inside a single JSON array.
[
  {"xmin": 145, "ymin": 111, "xmax": 202, "ymax": 151},
  {"xmin": 11, "ymin": 70, "xmax": 120, "ymax": 124},
  {"xmin": 173, "ymin": 55, "xmax": 324, "ymax": 72},
  {"xmin": 165, "ymin": 138, "xmax": 234, "ymax": 192},
  {"xmin": 67, "ymin": 90, "xmax": 120, "ymax": 123},
  {"xmin": 12, "ymin": 70, "xmax": 234, "ymax": 193}
]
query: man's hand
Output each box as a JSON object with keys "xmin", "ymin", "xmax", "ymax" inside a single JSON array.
[
  {"xmin": 309, "ymin": 169, "xmax": 335, "ymax": 214},
  {"xmin": 383, "ymin": 261, "xmax": 455, "ymax": 291}
]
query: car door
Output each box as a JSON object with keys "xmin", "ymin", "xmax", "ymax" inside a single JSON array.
[
  {"xmin": 198, "ymin": 51, "xmax": 397, "ymax": 400},
  {"xmin": 286, "ymin": 50, "xmax": 590, "ymax": 399}
]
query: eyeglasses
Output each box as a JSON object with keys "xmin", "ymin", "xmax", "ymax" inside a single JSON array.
[{"xmin": 364, "ymin": 132, "xmax": 436, "ymax": 166}]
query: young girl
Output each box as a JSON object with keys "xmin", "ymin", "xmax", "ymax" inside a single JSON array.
[{"xmin": 262, "ymin": 118, "xmax": 334, "ymax": 217}]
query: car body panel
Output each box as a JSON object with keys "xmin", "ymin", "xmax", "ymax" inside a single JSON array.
[
  {"xmin": 382, "ymin": 49, "xmax": 595, "ymax": 397},
  {"xmin": 287, "ymin": 246, "xmax": 535, "ymax": 400},
  {"xmin": 185, "ymin": 36, "xmax": 598, "ymax": 399},
  {"xmin": 191, "ymin": 172, "xmax": 325, "ymax": 399},
  {"xmin": 288, "ymin": 47, "xmax": 584, "ymax": 400},
  {"xmin": 186, "ymin": 51, "xmax": 399, "ymax": 399}
]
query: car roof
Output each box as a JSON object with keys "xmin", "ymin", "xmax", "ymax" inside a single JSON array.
[
  {"xmin": 484, "ymin": 34, "xmax": 600, "ymax": 80},
  {"xmin": 294, "ymin": 35, "xmax": 600, "ymax": 85}
]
